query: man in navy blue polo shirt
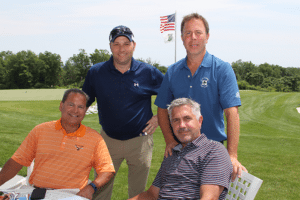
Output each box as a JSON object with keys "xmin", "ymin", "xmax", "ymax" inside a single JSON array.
[
  {"xmin": 155, "ymin": 13, "xmax": 247, "ymax": 181},
  {"xmin": 130, "ymin": 98, "xmax": 232, "ymax": 200},
  {"xmin": 82, "ymin": 25, "xmax": 164, "ymax": 200}
]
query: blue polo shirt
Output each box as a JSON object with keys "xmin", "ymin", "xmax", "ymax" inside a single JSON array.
[
  {"xmin": 82, "ymin": 56, "xmax": 164, "ymax": 140},
  {"xmin": 155, "ymin": 52, "xmax": 241, "ymax": 141}
]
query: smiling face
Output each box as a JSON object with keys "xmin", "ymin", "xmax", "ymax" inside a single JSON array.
[
  {"xmin": 110, "ymin": 36, "xmax": 136, "ymax": 66},
  {"xmin": 181, "ymin": 18, "xmax": 209, "ymax": 58},
  {"xmin": 59, "ymin": 92, "xmax": 87, "ymax": 132},
  {"xmin": 171, "ymin": 104, "xmax": 203, "ymax": 148}
]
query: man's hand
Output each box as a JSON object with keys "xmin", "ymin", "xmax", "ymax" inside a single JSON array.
[
  {"xmin": 76, "ymin": 185, "xmax": 94, "ymax": 200},
  {"xmin": 230, "ymin": 156, "xmax": 247, "ymax": 181},
  {"xmin": 164, "ymin": 140, "xmax": 178, "ymax": 158},
  {"xmin": 142, "ymin": 115, "xmax": 158, "ymax": 135}
]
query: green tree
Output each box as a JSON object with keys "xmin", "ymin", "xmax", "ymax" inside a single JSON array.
[
  {"xmin": 90, "ymin": 49, "xmax": 111, "ymax": 65},
  {"xmin": 258, "ymin": 63, "xmax": 281, "ymax": 78},
  {"xmin": 137, "ymin": 57, "xmax": 168, "ymax": 74},
  {"xmin": 0, "ymin": 51, "xmax": 13, "ymax": 89},
  {"xmin": 232, "ymin": 60, "xmax": 257, "ymax": 80},
  {"xmin": 5, "ymin": 51, "xmax": 39, "ymax": 89},
  {"xmin": 245, "ymin": 72, "xmax": 264, "ymax": 86},
  {"xmin": 39, "ymin": 51, "xmax": 63, "ymax": 87},
  {"xmin": 68, "ymin": 49, "xmax": 91, "ymax": 83},
  {"xmin": 62, "ymin": 59, "xmax": 80, "ymax": 86}
]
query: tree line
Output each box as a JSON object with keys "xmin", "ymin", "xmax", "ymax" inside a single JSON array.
[
  {"xmin": 0, "ymin": 49, "xmax": 167, "ymax": 89},
  {"xmin": 1, "ymin": 49, "xmax": 299, "ymax": 92},
  {"xmin": 232, "ymin": 60, "xmax": 300, "ymax": 92}
]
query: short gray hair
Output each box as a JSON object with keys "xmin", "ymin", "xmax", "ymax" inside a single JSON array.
[{"xmin": 167, "ymin": 98, "xmax": 201, "ymax": 121}]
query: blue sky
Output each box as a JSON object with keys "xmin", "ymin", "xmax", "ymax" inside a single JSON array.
[{"xmin": 1, "ymin": 0, "xmax": 299, "ymax": 68}]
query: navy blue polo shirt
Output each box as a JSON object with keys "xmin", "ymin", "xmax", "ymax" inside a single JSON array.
[{"xmin": 82, "ymin": 56, "xmax": 164, "ymax": 140}]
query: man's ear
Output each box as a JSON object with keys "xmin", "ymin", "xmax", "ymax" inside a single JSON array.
[
  {"xmin": 199, "ymin": 115, "xmax": 203, "ymax": 126},
  {"xmin": 133, "ymin": 41, "xmax": 136, "ymax": 51},
  {"xmin": 59, "ymin": 102, "xmax": 63, "ymax": 112}
]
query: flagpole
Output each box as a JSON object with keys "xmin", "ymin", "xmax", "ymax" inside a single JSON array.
[{"xmin": 175, "ymin": 11, "xmax": 177, "ymax": 63}]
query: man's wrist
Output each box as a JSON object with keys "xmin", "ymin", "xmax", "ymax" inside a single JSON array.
[{"xmin": 89, "ymin": 182, "xmax": 97, "ymax": 193}]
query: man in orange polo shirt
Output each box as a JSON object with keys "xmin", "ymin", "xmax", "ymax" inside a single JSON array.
[{"xmin": 0, "ymin": 89, "xmax": 115, "ymax": 200}]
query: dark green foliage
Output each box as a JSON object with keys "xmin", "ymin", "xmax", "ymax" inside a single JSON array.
[
  {"xmin": 232, "ymin": 60, "xmax": 300, "ymax": 92},
  {"xmin": 1, "ymin": 49, "xmax": 299, "ymax": 91},
  {"xmin": 137, "ymin": 57, "xmax": 168, "ymax": 74}
]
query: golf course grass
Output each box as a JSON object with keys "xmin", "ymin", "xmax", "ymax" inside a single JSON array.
[{"xmin": 0, "ymin": 89, "xmax": 299, "ymax": 199}]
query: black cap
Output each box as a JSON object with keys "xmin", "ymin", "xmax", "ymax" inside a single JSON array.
[{"xmin": 109, "ymin": 25, "xmax": 134, "ymax": 43}]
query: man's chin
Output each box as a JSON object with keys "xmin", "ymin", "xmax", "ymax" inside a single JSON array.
[{"xmin": 68, "ymin": 121, "xmax": 81, "ymax": 127}]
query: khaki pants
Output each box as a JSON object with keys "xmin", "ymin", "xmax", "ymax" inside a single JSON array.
[{"xmin": 93, "ymin": 129, "xmax": 153, "ymax": 200}]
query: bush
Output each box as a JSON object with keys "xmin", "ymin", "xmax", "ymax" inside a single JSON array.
[
  {"xmin": 0, "ymin": 84, "xmax": 7, "ymax": 89},
  {"xmin": 34, "ymin": 82, "xmax": 46, "ymax": 89},
  {"xmin": 238, "ymin": 80, "xmax": 250, "ymax": 90}
]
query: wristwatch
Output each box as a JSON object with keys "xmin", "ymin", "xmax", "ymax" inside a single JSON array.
[{"xmin": 89, "ymin": 182, "xmax": 97, "ymax": 193}]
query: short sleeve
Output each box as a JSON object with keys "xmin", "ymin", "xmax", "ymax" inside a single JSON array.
[
  {"xmin": 154, "ymin": 71, "xmax": 174, "ymax": 109},
  {"xmin": 82, "ymin": 68, "xmax": 96, "ymax": 107},
  {"xmin": 11, "ymin": 128, "xmax": 37, "ymax": 167},
  {"xmin": 93, "ymin": 136, "xmax": 115, "ymax": 173},
  {"xmin": 200, "ymin": 144, "xmax": 232, "ymax": 189},
  {"xmin": 218, "ymin": 63, "xmax": 241, "ymax": 109}
]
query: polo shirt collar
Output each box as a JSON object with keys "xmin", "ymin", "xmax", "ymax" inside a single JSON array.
[
  {"xmin": 191, "ymin": 134, "xmax": 208, "ymax": 147},
  {"xmin": 108, "ymin": 56, "xmax": 139, "ymax": 72},
  {"xmin": 173, "ymin": 134, "xmax": 207, "ymax": 151},
  {"xmin": 55, "ymin": 118, "xmax": 86, "ymax": 137},
  {"xmin": 181, "ymin": 51, "xmax": 212, "ymax": 71}
]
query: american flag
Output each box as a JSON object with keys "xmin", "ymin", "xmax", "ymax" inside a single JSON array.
[{"xmin": 160, "ymin": 13, "xmax": 175, "ymax": 33}]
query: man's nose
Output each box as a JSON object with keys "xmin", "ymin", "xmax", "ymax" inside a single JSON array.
[
  {"xmin": 119, "ymin": 45, "xmax": 125, "ymax": 51},
  {"xmin": 191, "ymin": 32, "xmax": 197, "ymax": 40},
  {"xmin": 73, "ymin": 106, "xmax": 79, "ymax": 113},
  {"xmin": 179, "ymin": 120, "xmax": 186, "ymax": 128}
]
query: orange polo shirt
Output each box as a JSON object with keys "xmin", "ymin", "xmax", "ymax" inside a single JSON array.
[{"xmin": 12, "ymin": 119, "xmax": 115, "ymax": 189}]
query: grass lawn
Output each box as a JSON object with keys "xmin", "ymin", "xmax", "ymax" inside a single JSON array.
[{"xmin": 0, "ymin": 90, "xmax": 299, "ymax": 199}]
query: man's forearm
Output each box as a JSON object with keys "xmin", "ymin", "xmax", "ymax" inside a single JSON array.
[
  {"xmin": 77, "ymin": 172, "xmax": 115, "ymax": 199},
  {"xmin": 128, "ymin": 185, "xmax": 159, "ymax": 200},
  {"xmin": 129, "ymin": 191, "xmax": 156, "ymax": 200},
  {"xmin": 93, "ymin": 172, "xmax": 115, "ymax": 189},
  {"xmin": 225, "ymin": 106, "xmax": 240, "ymax": 158},
  {"xmin": 0, "ymin": 158, "xmax": 23, "ymax": 186}
]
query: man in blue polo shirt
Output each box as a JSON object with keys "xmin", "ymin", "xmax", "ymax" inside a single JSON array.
[
  {"xmin": 155, "ymin": 13, "xmax": 247, "ymax": 180},
  {"xmin": 82, "ymin": 25, "xmax": 164, "ymax": 200},
  {"xmin": 130, "ymin": 98, "xmax": 233, "ymax": 200}
]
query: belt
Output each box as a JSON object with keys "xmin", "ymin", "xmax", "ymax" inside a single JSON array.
[{"xmin": 139, "ymin": 132, "xmax": 148, "ymax": 136}]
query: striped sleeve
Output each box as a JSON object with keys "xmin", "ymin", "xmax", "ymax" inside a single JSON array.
[
  {"xmin": 93, "ymin": 135, "xmax": 115, "ymax": 173},
  {"xmin": 11, "ymin": 127, "xmax": 37, "ymax": 167},
  {"xmin": 200, "ymin": 144, "xmax": 232, "ymax": 189}
]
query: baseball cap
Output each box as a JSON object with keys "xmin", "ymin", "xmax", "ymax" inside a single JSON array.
[{"xmin": 109, "ymin": 25, "xmax": 134, "ymax": 43}]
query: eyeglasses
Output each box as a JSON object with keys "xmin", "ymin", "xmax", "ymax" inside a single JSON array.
[{"xmin": 109, "ymin": 26, "xmax": 134, "ymax": 42}]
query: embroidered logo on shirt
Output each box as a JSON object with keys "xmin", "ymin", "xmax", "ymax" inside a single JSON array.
[
  {"xmin": 201, "ymin": 77, "xmax": 209, "ymax": 88},
  {"xmin": 236, "ymin": 92, "xmax": 240, "ymax": 98},
  {"xmin": 75, "ymin": 144, "xmax": 84, "ymax": 151},
  {"xmin": 134, "ymin": 82, "xmax": 139, "ymax": 87}
]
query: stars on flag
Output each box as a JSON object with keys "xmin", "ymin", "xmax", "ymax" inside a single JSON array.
[{"xmin": 160, "ymin": 13, "xmax": 175, "ymax": 33}]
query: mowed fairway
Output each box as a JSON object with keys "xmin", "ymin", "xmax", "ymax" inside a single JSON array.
[{"xmin": 0, "ymin": 90, "xmax": 299, "ymax": 199}]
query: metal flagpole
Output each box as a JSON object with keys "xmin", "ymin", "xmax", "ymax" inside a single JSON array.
[{"xmin": 175, "ymin": 11, "xmax": 177, "ymax": 63}]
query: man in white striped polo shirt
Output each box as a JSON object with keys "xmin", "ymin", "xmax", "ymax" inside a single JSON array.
[{"xmin": 130, "ymin": 98, "xmax": 232, "ymax": 200}]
